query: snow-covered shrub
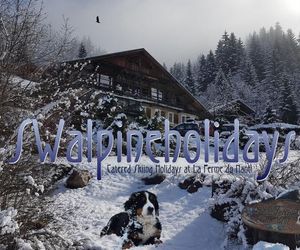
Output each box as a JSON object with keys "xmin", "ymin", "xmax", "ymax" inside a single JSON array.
[
  {"xmin": 0, "ymin": 208, "xmax": 19, "ymax": 235},
  {"xmin": 0, "ymin": 159, "xmax": 72, "ymax": 247},
  {"xmin": 268, "ymin": 158, "xmax": 300, "ymax": 187},
  {"xmin": 147, "ymin": 111, "xmax": 165, "ymax": 132},
  {"xmin": 96, "ymin": 95, "xmax": 127, "ymax": 130},
  {"xmin": 15, "ymin": 238, "xmax": 33, "ymax": 250},
  {"xmin": 239, "ymin": 128, "xmax": 250, "ymax": 149},
  {"xmin": 13, "ymin": 233, "xmax": 70, "ymax": 250},
  {"xmin": 0, "ymin": 207, "xmax": 19, "ymax": 248},
  {"xmin": 144, "ymin": 112, "xmax": 165, "ymax": 156},
  {"xmin": 134, "ymin": 105, "xmax": 148, "ymax": 126},
  {"xmin": 107, "ymin": 113, "xmax": 128, "ymax": 136},
  {"xmin": 291, "ymin": 136, "xmax": 300, "ymax": 150},
  {"xmin": 210, "ymin": 177, "xmax": 282, "ymax": 247}
]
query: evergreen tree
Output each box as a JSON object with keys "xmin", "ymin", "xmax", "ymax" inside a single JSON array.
[
  {"xmin": 147, "ymin": 111, "xmax": 165, "ymax": 132},
  {"xmin": 215, "ymin": 31, "xmax": 230, "ymax": 74},
  {"xmin": 263, "ymin": 101, "xmax": 280, "ymax": 124},
  {"xmin": 162, "ymin": 62, "xmax": 168, "ymax": 71},
  {"xmin": 97, "ymin": 95, "xmax": 123, "ymax": 128},
  {"xmin": 185, "ymin": 59, "xmax": 195, "ymax": 92},
  {"xmin": 205, "ymin": 50, "xmax": 217, "ymax": 84},
  {"xmin": 280, "ymin": 76, "xmax": 299, "ymax": 124},
  {"xmin": 195, "ymin": 55, "xmax": 207, "ymax": 93},
  {"xmin": 248, "ymin": 34, "xmax": 265, "ymax": 81},
  {"xmin": 262, "ymin": 42, "xmax": 285, "ymax": 110},
  {"xmin": 285, "ymin": 29, "xmax": 300, "ymax": 73},
  {"xmin": 215, "ymin": 32, "xmax": 244, "ymax": 75},
  {"xmin": 242, "ymin": 56, "xmax": 258, "ymax": 86},
  {"xmin": 135, "ymin": 105, "xmax": 148, "ymax": 126},
  {"xmin": 236, "ymin": 38, "xmax": 245, "ymax": 68},
  {"xmin": 170, "ymin": 62, "xmax": 186, "ymax": 84},
  {"xmin": 228, "ymin": 33, "xmax": 240, "ymax": 72},
  {"xmin": 169, "ymin": 24, "xmax": 300, "ymax": 117},
  {"xmin": 78, "ymin": 42, "xmax": 87, "ymax": 58},
  {"xmin": 213, "ymin": 68, "xmax": 233, "ymax": 104}
]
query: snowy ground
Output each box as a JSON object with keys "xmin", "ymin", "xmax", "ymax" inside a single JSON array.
[
  {"xmin": 48, "ymin": 157, "xmax": 226, "ymax": 250},
  {"xmin": 47, "ymin": 155, "xmax": 297, "ymax": 250}
]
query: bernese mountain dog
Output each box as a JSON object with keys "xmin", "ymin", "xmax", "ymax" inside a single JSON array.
[{"xmin": 101, "ymin": 191, "xmax": 162, "ymax": 249}]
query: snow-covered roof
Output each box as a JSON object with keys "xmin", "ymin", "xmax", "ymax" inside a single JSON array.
[{"xmin": 209, "ymin": 99, "xmax": 255, "ymax": 115}]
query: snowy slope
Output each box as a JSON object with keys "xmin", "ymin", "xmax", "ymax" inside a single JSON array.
[
  {"xmin": 48, "ymin": 157, "xmax": 226, "ymax": 250},
  {"xmin": 47, "ymin": 154, "xmax": 299, "ymax": 250},
  {"xmin": 253, "ymin": 241, "xmax": 289, "ymax": 250}
]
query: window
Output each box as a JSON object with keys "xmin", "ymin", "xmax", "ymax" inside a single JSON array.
[
  {"xmin": 98, "ymin": 74, "xmax": 112, "ymax": 88},
  {"xmin": 168, "ymin": 112, "xmax": 174, "ymax": 123},
  {"xmin": 181, "ymin": 115, "xmax": 186, "ymax": 123},
  {"xmin": 151, "ymin": 88, "xmax": 157, "ymax": 99},
  {"xmin": 151, "ymin": 88, "xmax": 163, "ymax": 101},
  {"xmin": 174, "ymin": 113, "xmax": 179, "ymax": 124},
  {"xmin": 158, "ymin": 90, "xmax": 162, "ymax": 101},
  {"xmin": 142, "ymin": 88, "xmax": 148, "ymax": 96},
  {"xmin": 146, "ymin": 107, "xmax": 151, "ymax": 118}
]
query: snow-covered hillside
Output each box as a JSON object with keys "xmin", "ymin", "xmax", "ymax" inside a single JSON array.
[
  {"xmin": 42, "ymin": 155, "xmax": 294, "ymax": 250},
  {"xmin": 48, "ymin": 157, "xmax": 227, "ymax": 250}
]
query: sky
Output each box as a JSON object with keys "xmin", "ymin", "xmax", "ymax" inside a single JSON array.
[{"xmin": 44, "ymin": 0, "xmax": 300, "ymax": 66}]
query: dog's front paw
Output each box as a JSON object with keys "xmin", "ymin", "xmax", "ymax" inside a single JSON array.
[
  {"xmin": 122, "ymin": 240, "xmax": 134, "ymax": 249},
  {"xmin": 154, "ymin": 239, "xmax": 163, "ymax": 246}
]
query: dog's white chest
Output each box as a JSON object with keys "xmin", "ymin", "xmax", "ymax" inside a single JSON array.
[{"xmin": 137, "ymin": 218, "xmax": 157, "ymax": 243}]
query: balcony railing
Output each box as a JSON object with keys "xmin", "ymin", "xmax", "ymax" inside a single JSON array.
[{"xmin": 91, "ymin": 80, "xmax": 180, "ymax": 108}]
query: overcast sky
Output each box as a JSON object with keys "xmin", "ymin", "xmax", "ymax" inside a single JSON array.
[{"xmin": 44, "ymin": 0, "xmax": 300, "ymax": 66}]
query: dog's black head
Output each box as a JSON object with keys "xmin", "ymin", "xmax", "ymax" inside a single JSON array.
[{"xmin": 124, "ymin": 191, "xmax": 159, "ymax": 217}]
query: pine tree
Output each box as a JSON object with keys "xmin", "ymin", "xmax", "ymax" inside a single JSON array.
[
  {"xmin": 169, "ymin": 24, "xmax": 300, "ymax": 116},
  {"xmin": 242, "ymin": 56, "xmax": 258, "ymax": 86},
  {"xmin": 262, "ymin": 43, "xmax": 285, "ymax": 110},
  {"xmin": 205, "ymin": 50, "xmax": 217, "ymax": 85},
  {"xmin": 236, "ymin": 38, "xmax": 245, "ymax": 68},
  {"xmin": 248, "ymin": 34, "xmax": 265, "ymax": 81},
  {"xmin": 135, "ymin": 105, "xmax": 148, "ymax": 126},
  {"xmin": 228, "ymin": 32, "xmax": 239, "ymax": 72},
  {"xmin": 185, "ymin": 59, "xmax": 195, "ymax": 92},
  {"xmin": 195, "ymin": 55, "xmax": 207, "ymax": 93},
  {"xmin": 147, "ymin": 111, "xmax": 165, "ymax": 132},
  {"xmin": 280, "ymin": 76, "xmax": 299, "ymax": 124},
  {"xmin": 78, "ymin": 42, "xmax": 87, "ymax": 58},
  {"xmin": 285, "ymin": 29, "xmax": 300, "ymax": 73},
  {"xmin": 215, "ymin": 31, "xmax": 230, "ymax": 74},
  {"xmin": 163, "ymin": 62, "xmax": 168, "ymax": 71},
  {"xmin": 213, "ymin": 68, "xmax": 233, "ymax": 104},
  {"xmin": 215, "ymin": 32, "xmax": 244, "ymax": 75},
  {"xmin": 170, "ymin": 62, "xmax": 186, "ymax": 84},
  {"xmin": 263, "ymin": 101, "xmax": 280, "ymax": 124}
]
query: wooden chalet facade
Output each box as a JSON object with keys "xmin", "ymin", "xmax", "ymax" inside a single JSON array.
[{"xmin": 67, "ymin": 48, "xmax": 210, "ymax": 125}]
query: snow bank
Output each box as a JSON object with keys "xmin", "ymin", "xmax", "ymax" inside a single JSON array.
[
  {"xmin": 47, "ymin": 157, "xmax": 225, "ymax": 249},
  {"xmin": 0, "ymin": 207, "xmax": 18, "ymax": 235},
  {"xmin": 16, "ymin": 238, "xmax": 33, "ymax": 250},
  {"xmin": 11, "ymin": 76, "xmax": 40, "ymax": 89},
  {"xmin": 253, "ymin": 241, "xmax": 289, "ymax": 250},
  {"xmin": 249, "ymin": 123, "xmax": 300, "ymax": 130}
]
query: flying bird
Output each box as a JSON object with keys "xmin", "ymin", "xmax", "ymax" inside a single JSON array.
[{"xmin": 96, "ymin": 16, "xmax": 100, "ymax": 23}]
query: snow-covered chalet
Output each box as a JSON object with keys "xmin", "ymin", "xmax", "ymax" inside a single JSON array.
[{"xmin": 67, "ymin": 48, "xmax": 210, "ymax": 125}]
